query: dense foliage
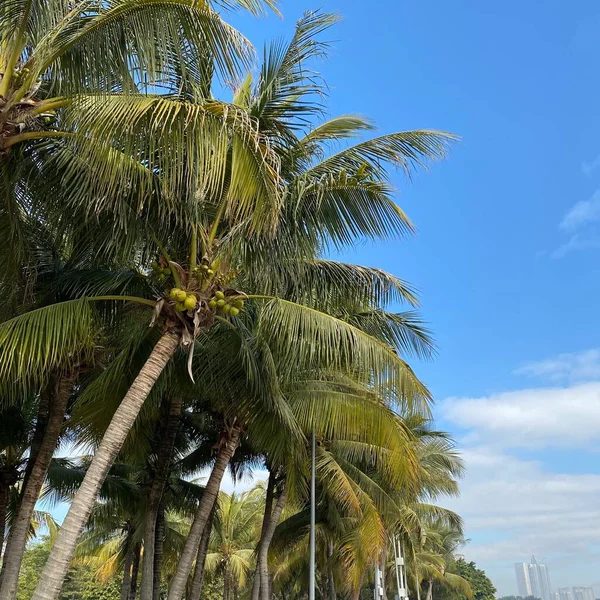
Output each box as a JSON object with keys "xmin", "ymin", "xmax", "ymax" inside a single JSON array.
[
  {"xmin": 452, "ymin": 560, "xmax": 497, "ymax": 600},
  {"xmin": 17, "ymin": 538, "xmax": 121, "ymax": 600}
]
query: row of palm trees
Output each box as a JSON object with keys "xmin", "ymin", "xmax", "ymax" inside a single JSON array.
[
  {"xmin": 62, "ymin": 481, "xmax": 472, "ymax": 600},
  {"xmin": 0, "ymin": 1, "xmax": 461, "ymax": 600}
]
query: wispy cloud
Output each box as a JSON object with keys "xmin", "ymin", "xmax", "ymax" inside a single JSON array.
[
  {"xmin": 582, "ymin": 154, "xmax": 600, "ymax": 176},
  {"xmin": 559, "ymin": 189, "xmax": 600, "ymax": 232},
  {"xmin": 551, "ymin": 234, "xmax": 600, "ymax": 259},
  {"xmin": 515, "ymin": 349, "xmax": 600, "ymax": 381}
]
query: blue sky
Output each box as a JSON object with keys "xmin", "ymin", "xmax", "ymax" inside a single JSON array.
[{"xmin": 223, "ymin": 0, "xmax": 600, "ymax": 595}]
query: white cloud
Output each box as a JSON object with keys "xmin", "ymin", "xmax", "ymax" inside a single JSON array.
[
  {"xmin": 551, "ymin": 234, "xmax": 600, "ymax": 258},
  {"xmin": 559, "ymin": 190, "xmax": 600, "ymax": 232},
  {"xmin": 441, "ymin": 382, "xmax": 600, "ymax": 449},
  {"xmin": 581, "ymin": 154, "xmax": 600, "ymax": 176},
  {"xmin": 515, "ymin": 349, "xmax": 600, "ymax": 382},
  {"xmin": 445, "ymin": 448, "xmax": 600, "ymax": 594}
]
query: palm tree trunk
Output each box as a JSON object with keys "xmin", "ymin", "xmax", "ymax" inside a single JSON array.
[
  {"xmin": 352, "ymin": 568, "xmax": 366, "ymax": 600},
  {"xmin": 327, "ymin": 543, "xmax": 335, "ymax": 600},
  {"xmin": 425, "ymin": 580, "xmax": 433, "ymax": 600},
  {"xmin": 21, "ymin": 384, "xmax": 52, "ymax": 490},
  {"xmin": 141, "ymin": 396, "xmax": 182, "ymax": 600},
  {"xmin": 167, "ymin": 425, "xmax": 241, "ymax": 600},
  {"xmin": 120, "ymin": 533, "xmax": 134, "ymax": 600},
  {"xmin": 321, "ymin": 570, "xmax": 328, "ymax": 600},
  {"xmin": 31, "ymin": 331, "xmax": 181, "ymax": 600},
  {"xmin": 0, "ymin": 373, "xmax": 75, "ymax": 600},
  {"xmin": 129, "ymin": 542, "xmax": 142, "ymax": 600},
  {"xmin": 188, "ymin": 504, "xmax": 216, "ymax": 600},
  {"xmin": 259, "ymin": 477, "xmax": 287, "ymax": 600},
  {"xmin": 380, "ymin": 548, "xmax": 388, "ymax": 600},
  {"xmin": 223, "ymin": 570, "xmax": 230, "ymax": 600},
  {"xmin": 250, "ymin": 472, "xmax": 275, "ymax": 600},
  {"xmin": 153, "ymin": 501, "xmax": 166, "ymax": 600},
  {"xmin": 0, "ymin": 481, "xmax": 10, "ymax": 559}
]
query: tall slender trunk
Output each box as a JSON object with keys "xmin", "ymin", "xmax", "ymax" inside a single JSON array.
[
  {"xmin": 327, "ymin": 543, "xmax": 335, "ymax": 600},
  {"xmin": 141, "ymin": 396, "xmax": 182, "ymax": 600},
  {"xmin": 153, "ymin": 501, "xmax": 165, "ymax": 600},
  {"xmin": 0, "ymin": 373, "xmax": 75, "ymax": 600},
  {"xmin": 352, "ymin": 569, "xmax": 366, "ymax": 600},
  {"xmin": 129, "ymin": 542, "xmax": 142, "ymax": 600},
  {"xmin": 167, "ymin": 425, "xmax": 241, "ymax": 600},
  {"xmin": 188, "ymin": 504, "xmax": 216, "ymax": 600},
  {"xmin": 223, "ymin": 569, "xmax": 230, "ymax": 600},
  {"xmin": 21, "ymin": 385, "xmax": 52, "ymax": 491},
  {"xmin": 425, "ymin": 580, "xmax": 433, "ymax": 600},
  {"xmin": 0, "ymin": 480, "xmax": 11, "ymax": 559},
  {"xmin": 259, "ymin": 477, "xmax": 287, "ymax": 600},
  {"xmin": 380, "ymin": 548, "xmax": 388, "ymax": 600},
  {"xmin": 320, "ymin": 569, "xmax": 328, "ymax": 600},
  {"xmin": 250, "ymin": 472, "xmax": 275, "ymax": 600},
  {"xmin": 31, "ymin": 331, "xmax": 181, "ymax": 600},
  {"xmin": 120, "ymin": 531, "xmax": 134, "ymax": 600}
]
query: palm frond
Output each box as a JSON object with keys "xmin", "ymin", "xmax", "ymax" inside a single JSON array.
[
  {"xmin": 252, "ymin": 10, "xmax": 339, "ymax": 128},
  {"xmin": 255, "ymin": 297, "xmax": 432, "ymax": 413},
  {"xmin": 31, "ymin": 0, "xmax": 254, "ymax": 95},
  {"xmin": 0, "ymin": 299, "xmax": 95, "ymax": 389},
  {"xmin": 305, "ymin": 131, "xmax": 457, "ymax": 182}
]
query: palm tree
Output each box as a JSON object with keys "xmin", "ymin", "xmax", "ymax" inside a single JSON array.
[
  {"xmin": 413, "ymin": 523, "xmax": 472, "ymax": 600},
  {"xmin": 204, "ymin": 489, "xmax": 264, "ymax": 600}
]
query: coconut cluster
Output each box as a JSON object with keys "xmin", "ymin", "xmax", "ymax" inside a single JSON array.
[
  {"xmin": 169, "ymin": 288, "xmax": 197, "ymax": 312},
  {"xmin": 208, "ymin": 291, "xmax": 243, "ymax": 317},
  {"xmin": 150, "ymin": 261, "xmax": 171, "ymax": 282},
  {"xmin": 191, "ymin": 263, "xmax": 215, "ymax": 278}
]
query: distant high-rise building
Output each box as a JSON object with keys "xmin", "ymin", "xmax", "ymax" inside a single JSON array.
[
  {"xmin": 515, "ymin": 563, "xmax": 532, "ymax": 598},
  {"xmin": 572, "ymin": 588, "xmax": 595, "ymax": 600},
  {"xmin": 559, "ymin": 588, "xmax": 574, "ymax": 600},
  {"xmin": 514, "ymin": 556, "xmax": 552, "ymax": 600}
]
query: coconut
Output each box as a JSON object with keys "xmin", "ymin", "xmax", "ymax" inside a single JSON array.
[
  {"xmin": 229, "ymin": 307, "xmax": 240, "ymax": 317},
  {"xmin": 184, "ymin": 295, "xmax": 196, "ymax": 310},
  {"xmin": 215, "ymin": 291, "xmax": 225, "ymax": 300},
  {"xmin": 175, "ymin": 290, "xmax": 187, "ymax": 302}
]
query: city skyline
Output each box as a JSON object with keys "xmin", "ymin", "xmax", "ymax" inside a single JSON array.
[
  {"xmin": 556, "ymin": 587, "xmax": 596, "ymax": 600},
  {"xmin": 514, "ymin": 558, "xmax": 596, "ymax": 600}
]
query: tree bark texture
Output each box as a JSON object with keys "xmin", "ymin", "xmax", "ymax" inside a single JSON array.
[
  {"xmin": 129, "ymin": 542, "xmax": 142, "ymax": 600},
  {"xmin": 120, "ymin": 532, "xmax": 134, "ymax": 600},
  {"xmin": 140, "ymin": 396, "xmax": 182, "ymax": 600},
  {"xmin": 188, "ymin": 503, "xmax": 216, "ymax": 600},
  {"xmin": 259, "ymin": 478, "xmax": 287, "ymax": 600},
  {"xmin": 153, "ymin": 501, "xmax": 166, "ymax": 600},
  {"xmin": 31, "ymin": 331, "xmax": 180, "ymax": 600},
  {"xmin": 167, "ymin": 425, "xmax": 241, "ymax": 600},
  {"xmin": 0, "ymin": 373, "xmax": 75, "ymax": 600}
]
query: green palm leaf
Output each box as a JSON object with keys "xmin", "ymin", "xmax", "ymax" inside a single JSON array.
[
  {"xmin": 255, "ymin": 297, "xmax": 432, "ymax": 412},
  {"xmin": 0, "ymin": 299, "xmax": 95, "ymax": 388}
]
